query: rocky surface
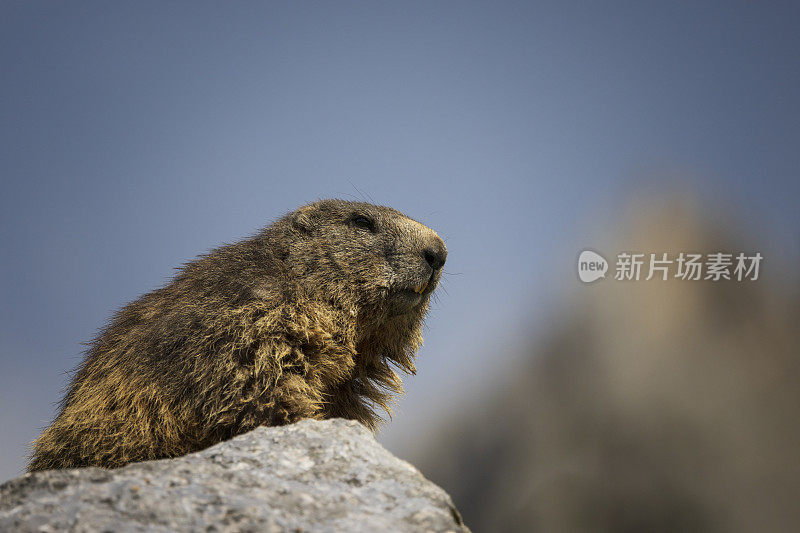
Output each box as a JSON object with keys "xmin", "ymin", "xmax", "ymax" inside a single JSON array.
[{"xmin": 0, "ymin": 419, "xmax": 467, "ymax": 532}]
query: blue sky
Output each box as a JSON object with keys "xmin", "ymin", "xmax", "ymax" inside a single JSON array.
[{"xmin": 1, "ymin": 1, "xmax": 798, "ymax": 480}]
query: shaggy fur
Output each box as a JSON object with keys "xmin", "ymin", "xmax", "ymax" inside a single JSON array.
[{"xmin": 29, "ymin": 200, "xmax": 447, "ymax": 471}]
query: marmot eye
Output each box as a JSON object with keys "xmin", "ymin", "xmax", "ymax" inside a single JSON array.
[{"xmin": 351, "ymin": 215, "xmax": 375, "ymax": 231}]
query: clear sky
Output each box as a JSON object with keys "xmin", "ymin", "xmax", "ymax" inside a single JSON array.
[{"xmin": 1, "ymin": 1, "xmax": 798, "ymax": 480}]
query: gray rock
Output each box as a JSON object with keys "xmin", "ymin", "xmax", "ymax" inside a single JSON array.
[{"xmin": 0, "ymin": 419, "xmax": 467, "ymax": 532}]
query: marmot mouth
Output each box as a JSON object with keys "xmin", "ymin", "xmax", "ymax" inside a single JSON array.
[
  {"xmin": 385, "ymin": 273, "xmax": 437, "ymax": 315},
  {"xmin": 391, "ymin": 272, "xmax": 437, "ymax": 297},
  {"xmin": 388, "ymin": 289, "xmax": 425, "ymax": 315},
  {"xmin": 397, "ymin": 288, "xmax": 425, "ymax": 299}
]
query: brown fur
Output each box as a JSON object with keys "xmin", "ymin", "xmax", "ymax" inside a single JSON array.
[{"xmin": 29, "ymin": 200, "xmax": 446, "ymax": 471}]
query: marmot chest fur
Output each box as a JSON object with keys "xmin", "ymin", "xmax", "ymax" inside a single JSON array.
[{"xmin": 29, "ymin": 199, "xmax": 447, "ymax": 471}]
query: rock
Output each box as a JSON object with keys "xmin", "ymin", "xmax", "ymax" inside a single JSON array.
[{"xmin": 0, "ymin": 419, "xmax": 467, "ymax": 532}]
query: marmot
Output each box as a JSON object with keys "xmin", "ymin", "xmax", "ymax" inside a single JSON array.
[{"xmin": 29, "ymin": 199, "xmax": 447, "ymax": 471}]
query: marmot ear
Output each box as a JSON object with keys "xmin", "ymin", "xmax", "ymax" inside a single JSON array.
[{"xmin": 290, "ymin": 208, "xmax": 313, "ymax": 233}]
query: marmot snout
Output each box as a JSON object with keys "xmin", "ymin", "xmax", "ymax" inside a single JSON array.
[{"xmin": 29, "ymin": 199, "xmax": 446, "ymax": 471}]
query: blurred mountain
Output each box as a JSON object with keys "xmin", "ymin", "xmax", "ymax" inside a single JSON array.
[{"xmin": 410, "ymin": 198, "xmax": 800, "ymax": 532}]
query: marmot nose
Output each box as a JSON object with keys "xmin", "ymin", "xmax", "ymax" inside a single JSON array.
[{"xmin": 423, "ymin": 245, "xmax": 447, "ymax": 271}]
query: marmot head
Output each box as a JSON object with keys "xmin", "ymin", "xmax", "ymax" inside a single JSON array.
[{"xmin": 268, "ymin": 199, "xmax": 446, "ymax": 338}]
